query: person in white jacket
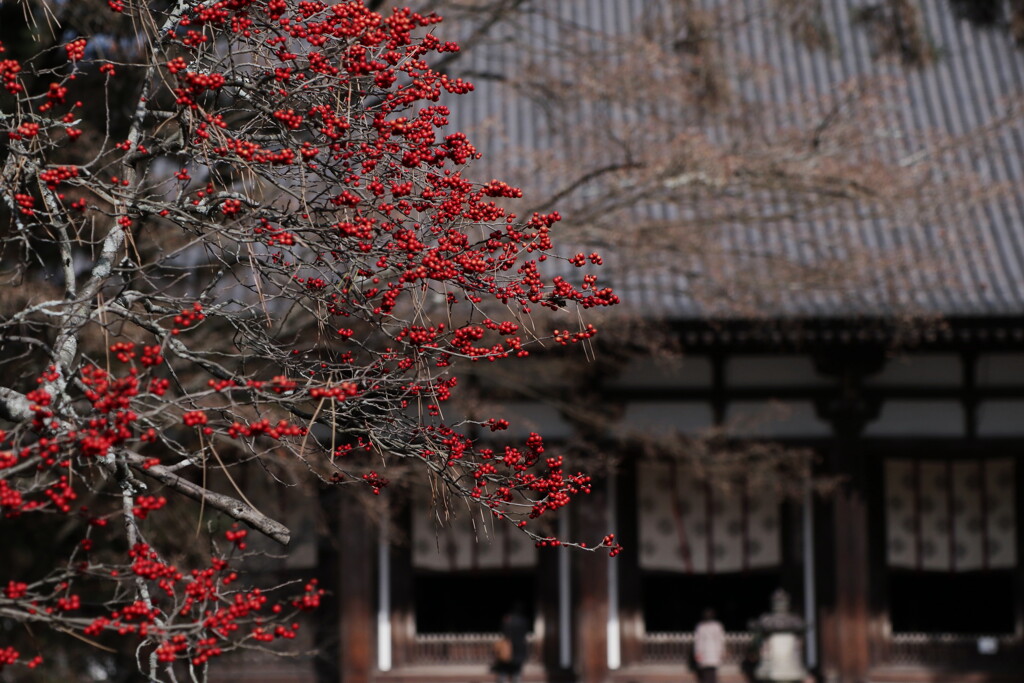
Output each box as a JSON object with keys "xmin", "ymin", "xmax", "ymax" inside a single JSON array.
[{"xmin": 694, "ymin": 608, "xmax": 727, "ymax": 683}]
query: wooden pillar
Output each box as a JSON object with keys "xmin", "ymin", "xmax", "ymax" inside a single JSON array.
[
  {"xmin": 337, "ymin": 494, "xmax": 375, "ymax": 683},
  {"xmin": 815, "ymin": 350, "xmax": 883, "ymax": 683},
  {"xmin": 315, "ymin": 488, "xmax": 342, "ymax": 683},
  {"xmin": 825, "ymin": 468, "xmax": 871, "ymax": 682},
  {"xmin": 1015, "ymin": 456, "xmax": 1024, "ymax": 642},
  {"xmin": 617, "ymin": 458, "xmax": 645, "ymax": 668},
  {"xmin": 539, "ymin": 539, "xmax": 577, "ymax": 681},
  {"xmin": 539, "ymin": 545, "xmax": 561, "ymax": 674},
  {"xmin": 388, "ymin": 535, "xmax": 413, "ymax": 671},
  {"xmin": 575, "ymin": 477, "xmax": 611, "ymax": 683}
]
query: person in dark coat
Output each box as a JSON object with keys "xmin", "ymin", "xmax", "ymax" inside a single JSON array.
[{"xmin": 493, "ymin": 603, "xmax": 530, "ymax": 683}]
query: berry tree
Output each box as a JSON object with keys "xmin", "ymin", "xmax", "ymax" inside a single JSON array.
[{"xmin": 0, "ymin": 0, "xmax": 617, "ymax": 679}]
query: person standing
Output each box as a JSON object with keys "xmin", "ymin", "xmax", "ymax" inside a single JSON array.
[
  {"xmin": 694, "ymin": 608, "xmax": 727, "ymax": 683},
  {"xmin": 493, "ymin": 603, "xmax": 530, "ymax": 683}
]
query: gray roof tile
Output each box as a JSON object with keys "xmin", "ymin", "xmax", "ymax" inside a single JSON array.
[{"xmin": 438, "ymin": 0, "xmax": 1024, "ymax": 320}]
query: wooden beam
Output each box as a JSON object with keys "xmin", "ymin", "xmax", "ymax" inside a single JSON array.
[{"xmin": 338, "ymin": 494, "xmax": 374, "ymax": 683}]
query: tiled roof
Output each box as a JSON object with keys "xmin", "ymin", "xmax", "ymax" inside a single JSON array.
[{"xmin": 438, "ymin": 0, "xmax": 1024, "ymax": 321}]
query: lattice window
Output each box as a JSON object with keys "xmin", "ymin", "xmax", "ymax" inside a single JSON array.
[
  {"xmin": 885, "ymin": 458, "xmax": 1017, "ymax": 571},
  {"xmin": 638, "ymin": 460, "xmax": 780, "ymax": 573},
  {"xmin": 411, "ymin": 487, "xmax": 537, "ymax": 571}
]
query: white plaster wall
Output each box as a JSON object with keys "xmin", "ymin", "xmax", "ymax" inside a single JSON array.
[
  {"xmin": 489, "ymin": 401, "xmax": 575, "ymax": 439},
  {"xmin": 863, "ymin": 401, "xmax": 964, "ymax": 437},
  {"xmin": 605, "ymin": 356, "xmax": 713, "ymax": 389},
  {"xmin": 864, "ymin": 354, "xmax": 961, "ymax": 387},
  {"xmin": 977, "ymin": 354, "xmax": 1024, "ymax": 387},
  {"xmin": 724, "ymin": 400, "xmax": 831, "ymax": 438},
  {"xmin": 977, "ymin": 401, "xmax": 1024, "ymax": 436},
  {"xmin": 619, "ymin": 401, "xmax": 715, "ymax": 435},
  {"xmin": 726, "ymin": 355, "xmax": 832, "ymax": 387}
]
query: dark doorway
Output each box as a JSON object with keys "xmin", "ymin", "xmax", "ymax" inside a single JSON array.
[
  {"xmin": 413, "ymin": 571, "xmax": 536, "ymax": 633},
  {"xmin": 642, "ymin": 570, "xmax": 782, "ymax": 632},
  {"xmin": 888, "ymin": 570, "xmax": 1016, "ymax": 633}
]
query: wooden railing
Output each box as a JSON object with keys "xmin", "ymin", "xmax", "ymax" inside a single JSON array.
[
  {"xmin": 408, "ymin": 630, "xmax": 1024, "ymax": 669},
  {"xmin": 643, "ymin": 632, "xmax": 755, "ymax": 666},
  {"xmin": 884, "ymin": 633, "xmax": 1023, "ymax": 668},
  {"xmin": 411, "ymin": 633, "xmax": 538, "ymax": 665}
]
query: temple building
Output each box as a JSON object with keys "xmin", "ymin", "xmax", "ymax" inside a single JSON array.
[
  {"xmin": 220, "ymin": 2, "xmax": 1024, "ymax": 682},
  {"xmin": 319, "ymin": 337, "xmax": 1022, "ymax": 683}
]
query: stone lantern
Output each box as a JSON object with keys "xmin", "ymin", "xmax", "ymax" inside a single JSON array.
[{"xmin": 750, "ymin": 589, "xmax": 808, "ymax": 683}]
